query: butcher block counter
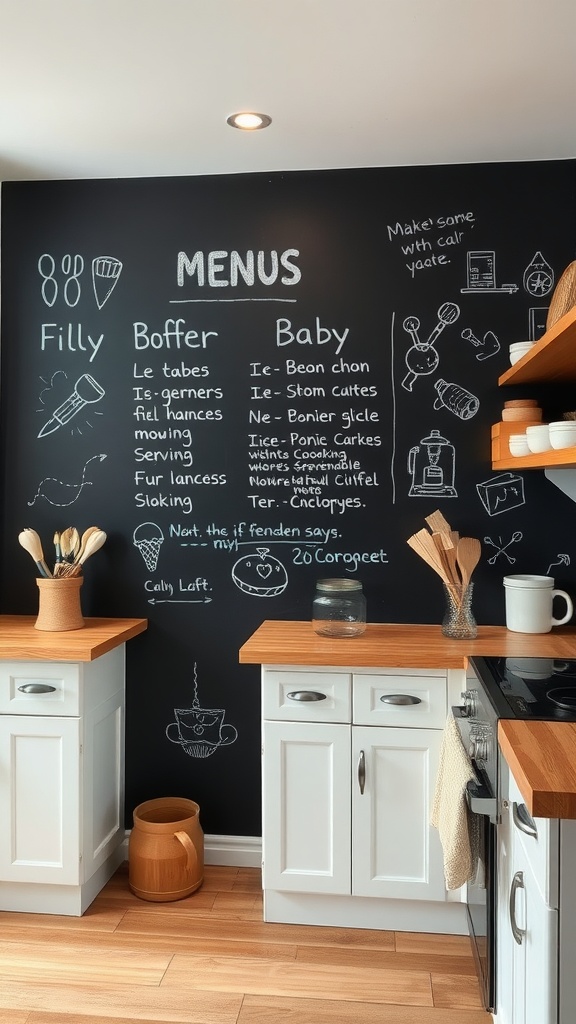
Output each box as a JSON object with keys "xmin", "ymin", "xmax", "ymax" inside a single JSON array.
[
  {"xmin": 239, "ymin": 618, "xmax": 576, "ymax": 668},
  {"xmin": 0, "ymin": 615, "xmax": 147, "ymax": 660},
  {"xmin": 240, "ymin": 620, "xmax": 576, "ymax": 819}
]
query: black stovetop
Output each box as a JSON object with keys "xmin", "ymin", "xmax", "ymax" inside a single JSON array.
[{"xmin": 471, "ymin": 656, "xmax": 576, "ymax": 721}]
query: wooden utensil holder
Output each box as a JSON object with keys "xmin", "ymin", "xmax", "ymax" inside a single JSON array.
[{"xmin": 35, "ymin": 576, "xmax": 84, "ymax": 631}]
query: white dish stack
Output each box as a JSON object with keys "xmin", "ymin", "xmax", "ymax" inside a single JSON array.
[
  {"xmin": 549, "ymin": 421, "xmax": 576, "ymax": 449},
  {"xmin": 509, "ymin": 341, "xmax": 535, "ymax": 365}
]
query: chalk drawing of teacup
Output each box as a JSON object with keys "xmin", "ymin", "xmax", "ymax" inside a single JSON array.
[{"xmin": 166, "ymin": 706, "xmax": 238, "ymax": 758}]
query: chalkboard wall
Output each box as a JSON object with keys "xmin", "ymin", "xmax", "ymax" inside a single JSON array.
[{"xmin": 2, "ymin": 160, "xmax": 576, "ymax": 837}]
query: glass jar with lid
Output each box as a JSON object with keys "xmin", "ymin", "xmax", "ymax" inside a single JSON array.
[{"xmin": 312, "ymin": 578, "xmax": 367, "ymax": 637}]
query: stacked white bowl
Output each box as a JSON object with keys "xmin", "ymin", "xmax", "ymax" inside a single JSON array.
[
  {"xmin": 549, "ymin": 421, "xmax": 576, "ymax": 449},
  {"xmin": 526, "ymin": 424, "xmax": 552, "ymax": 453},
  {"xmin": 509, "ymin": 433, "xmax": 531, "ymax": 457},
  {"xmin": 509, "ymin": 341, "xmax": 535, "ymax": 365}
]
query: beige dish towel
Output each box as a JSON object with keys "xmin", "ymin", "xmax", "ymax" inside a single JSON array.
[{"xmin": 431, "ymin": 711, "xmax": 479, "ymax": 890}]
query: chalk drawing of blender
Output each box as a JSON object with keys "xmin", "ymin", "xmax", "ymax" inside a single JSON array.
[
  {"xmin": 408, "ymin": 429, "xmax": 457, "ymax": 497},
  {"xmin": 401, "ymin": 302, "xmax": 460, "ymax": 392}
]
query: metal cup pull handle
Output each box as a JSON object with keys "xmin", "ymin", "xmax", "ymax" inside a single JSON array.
[
  {"xmin": 509, "ymin": 870, "xmax": 525, "ymax": 945},
  {"xmin": 358, "ymin": 749, "xmax": 366, "ymax": 795},
  {"xmin": 286, "ymin": 691, "xmax": 327, "ymax": 702},
  {"xmin": 17, "ymin": 683, "xmax": 57, "ymax": 694},
  {"xmin": 512, "ymin": 801, "xmax": 538, "ymax": 839},
  {"xmin": 380, "ymin": 694, "xmax": 422, "ymax": 706}
]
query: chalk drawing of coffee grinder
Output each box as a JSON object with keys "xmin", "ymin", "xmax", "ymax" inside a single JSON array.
[
  {"xmin": 408, "ymin": 429, "xmax": 457, "ymax": 497},
  {"xmin": 166, "ymin": 662, "xmax": 238, "ymax": 759}
]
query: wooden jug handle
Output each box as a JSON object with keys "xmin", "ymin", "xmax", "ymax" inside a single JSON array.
[{"xmin": 174, "ymin": 830, "xmax": 197, "ymax": 872}]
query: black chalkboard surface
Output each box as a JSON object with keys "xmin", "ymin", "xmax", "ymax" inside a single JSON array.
[{"xmin": 2, "ymin": 160, "xmax": 576, "ymax": 836}]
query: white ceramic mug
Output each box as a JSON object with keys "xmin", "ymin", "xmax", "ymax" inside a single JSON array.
[{"xmin": 503, "ymin": 574, "xmax": 574, "ymax": 634}]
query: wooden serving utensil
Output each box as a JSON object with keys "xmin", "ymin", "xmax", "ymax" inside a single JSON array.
[
  {"xmin": 456, "ymin": 537, "xmax": 481, "ymax": 591},
  {"xmin": 425, "ymin": 509, "xmax": 452, "ymax": 535},
  {"xmin": 77, "ymin": 528, "xmax": 106, "ymax": 565},
  {"xmin": 407, "ymin": 530, "xmax": 452, "ymax": 586},
  {"xmin": 18, "ymin": 528, "xmax": 52, "ymax": 578},
  {"xmin": 59, "ymin": 529, "xmax": 107, "ymax": 576},
  {"xmin": 59, "ymin": 526, "xmax": 79, "ymax": 562}
]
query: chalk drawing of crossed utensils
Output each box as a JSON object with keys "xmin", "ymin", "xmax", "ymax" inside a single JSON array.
[
  {"xmin": 401, "ymin": 302, "xmax": 461, "ymax": 392},
  {"xmin": 485, "ymin": 531, "xmax": 523, "ymax": 565}
]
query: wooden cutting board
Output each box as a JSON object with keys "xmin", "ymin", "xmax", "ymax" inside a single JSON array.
[{"xmin": 546, "ymin": 260, "xmax": 576, "ymax": 331}]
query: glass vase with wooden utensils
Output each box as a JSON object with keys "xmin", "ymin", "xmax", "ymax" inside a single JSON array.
[{"xmin": 407, "ymin": 510, "xmax": 481, "ymax": 638}]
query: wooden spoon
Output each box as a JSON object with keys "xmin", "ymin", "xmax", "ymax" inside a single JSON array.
[
  {"xmin": 60, "ymin": 526, "xmax": 80, "ymax": 562},
  {"xmin": 60, "ymin": 529, "xmax": 107, "ymax": 576},
  {"xmin": 18, "ymin": 528, "xmax": 52, "ymax": 577},
  {"xmin": 456, "ymin": 537, "xmax": 481, "ymax": 591},
  {"xmin": 76, "ymin": 529, "xmax": 107, "ymax": 566}
]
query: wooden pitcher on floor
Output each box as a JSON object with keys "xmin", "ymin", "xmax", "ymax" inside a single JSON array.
[{"xmin": 128, "ymin": 796, "xmax": 204, "ymax": 901}]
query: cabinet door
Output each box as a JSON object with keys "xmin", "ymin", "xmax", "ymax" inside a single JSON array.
[
  {"xmin": 509, "ymin": 823, "xmax": 558, "ymax": 1024},
  {"xmin": 352, "ymin": 726, "xmax": 445, "ymax": 900},
  {"xmin": 262, "ymin": 720, "xmax": 351, "ymax": 894},
  {"xmin": 0, "ymin": 715, "xmax": 80, "ymax": 884}
]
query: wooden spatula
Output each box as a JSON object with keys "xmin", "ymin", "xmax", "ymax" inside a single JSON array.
[
  {"xmin": 425, "ymin": 509, "xmax": 452, "ymax": 535},
  {"xmin": 456, "ymin": 537, "xmax": 481, "ymax": 591}
]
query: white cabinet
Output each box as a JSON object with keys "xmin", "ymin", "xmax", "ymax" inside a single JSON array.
[
  {"xmin": 497, "ymin": 761, "xmax": 559, "ymax": 1024},
  {"xmin": 261, "ymin": 664, "xmax": 467, "ymax": 933},
  {"xmin": 0, "ymin": 646, "xmax": 126, "ymax": 915}
]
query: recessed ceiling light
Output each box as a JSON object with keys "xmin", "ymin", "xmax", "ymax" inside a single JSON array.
[{"xmin": 227, "ymin": 112, "xmax": 272, "ymax": 131}]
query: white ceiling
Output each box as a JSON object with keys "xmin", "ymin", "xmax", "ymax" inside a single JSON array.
[{"xmin": 1, "ymin": 0, "xmax": 576, "ymax": 182}]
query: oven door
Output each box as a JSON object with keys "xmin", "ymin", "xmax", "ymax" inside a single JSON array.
[
  {"xmin": 451, "ymin": 705, "xmax": 498, "ymax": 1013},
  {"xmin": 464, "ymin": 775, "xmax": 496, "ymax": 1013}
]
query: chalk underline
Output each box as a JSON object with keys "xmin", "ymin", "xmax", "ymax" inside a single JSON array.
[{"xmin": 169, "ymin": 297, "xmax": 298, "ymax": 303}]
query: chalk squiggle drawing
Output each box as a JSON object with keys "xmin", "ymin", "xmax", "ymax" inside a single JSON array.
[{"xmin": 27, "ymin": 454, "xmax": 107, "ymax": 506}]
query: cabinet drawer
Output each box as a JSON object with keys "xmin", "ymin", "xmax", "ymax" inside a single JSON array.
[
  {"xmin": 509, "ymin": 772, "xmax": 559, "ymax": 908},
  {"xmin": 353, "ymin": 671, "xmax": 447, "ymax": 728},
  {"xmin": 0, "ymin": 663, "xmax": 81, "ymax": 716},
  {"xmin": 262, "ymin": 670, "xmax": 351, "ymax": 722}
]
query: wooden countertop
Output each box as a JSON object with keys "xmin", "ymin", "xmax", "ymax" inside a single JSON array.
[
  {"xmin": 240, "ymin": 619, "xmax": 576, "ymax": 820},
  {"xmin": 0, "ymin": 615, "xmax": 148, "ymax": 661},
  {"xmin": 238, "ymin": 619, "xmax": 576, "ymax": 668},
  {"xmin": 499, "ymin": 720, "xmax": 576, "ymax": 819}
]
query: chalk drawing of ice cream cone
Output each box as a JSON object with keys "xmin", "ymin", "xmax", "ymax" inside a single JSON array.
[
  {"xmin": 92, "ymin": 255, "xmax": 123, "ymax": 308},
  {"xmin": 133, "ymin": 522, "xmax": 164, "ymax": 571}
]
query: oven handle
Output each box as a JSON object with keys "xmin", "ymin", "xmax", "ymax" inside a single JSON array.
[{"xmin": 465, "ymin": 778, "xmax": 498, "ymax": 824}]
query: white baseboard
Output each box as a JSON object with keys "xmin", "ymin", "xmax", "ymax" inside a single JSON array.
[{"xmin": 123, "ymin": 832, "xmax": 262, "ymax": 869}]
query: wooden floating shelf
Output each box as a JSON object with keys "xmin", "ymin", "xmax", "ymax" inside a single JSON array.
[
  {"xmin": 492, "ymin": 448, "xmax": 576, "ymax": 471},
  {"xmin": 491, "ymin": 421, "xmax": 576, "ymax": 471},
  {"xmin": 493, "ymin": 306, "xmax": 576, "ymax": 471},
  {"xmin": 499, "ymin": 305, "xmax": 576, "ymax": 385}
]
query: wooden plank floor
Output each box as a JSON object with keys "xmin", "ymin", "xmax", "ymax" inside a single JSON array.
[{"xmin": 0, "ymin": 864, "xmax": 490, "ymax": 1023}]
